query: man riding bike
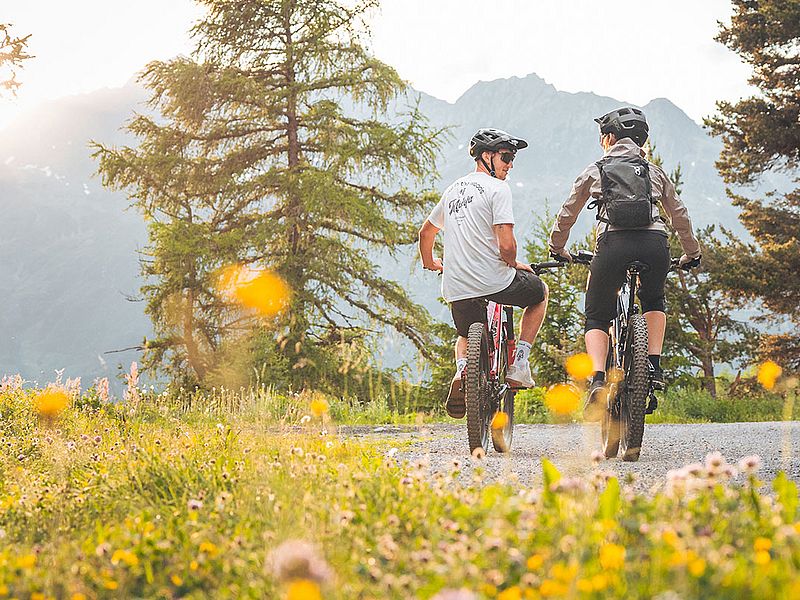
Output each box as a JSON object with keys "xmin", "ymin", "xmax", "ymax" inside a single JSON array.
[
  {"xmin": 419, "ymin": 128, "xmax": 549, "ymax": 418},
  {"xmin": 548, "ymin": 107, "xmax": 701, "ymax": 421}
]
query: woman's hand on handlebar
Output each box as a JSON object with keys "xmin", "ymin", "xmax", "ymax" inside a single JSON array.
[
  {"xmin": 549, "ymin": 249, "xmax": 573, "ymax": 263},
  {"xmin": 677, "ymin": 254, "xmax": 701, "ymax": 271}
]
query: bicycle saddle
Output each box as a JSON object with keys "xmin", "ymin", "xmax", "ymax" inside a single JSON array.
[{"xmin": 626, "ymin": 261, "xmax": 650, "ymax": 273}]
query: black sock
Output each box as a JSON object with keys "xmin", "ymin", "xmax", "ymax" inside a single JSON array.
[
  {"xmin": 592, "ymin": 371, "xmax": 606, "ymax": 384},
  {"xmin": 648, "ymin": 355, "xmax": 661, "ymax": 370}
]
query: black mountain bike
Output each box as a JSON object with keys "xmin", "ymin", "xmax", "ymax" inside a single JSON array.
[
  {"xmin": 533, "ymin": 252, "xmax": 696, "ymax": 462},
  {"xmin": 464, "ymin": 301, "xmax": 516, "ymax": 454}
]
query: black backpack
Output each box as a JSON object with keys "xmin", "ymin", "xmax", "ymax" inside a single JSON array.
[{"xmin": 589, "ymin": 155, "xmax": 656, "ymax": 228}]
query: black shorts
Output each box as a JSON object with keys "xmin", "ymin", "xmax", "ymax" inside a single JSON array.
[
  {"xmin": 585, "ymin": 230, "xmax": 670, "ymax": 333},
  {"xmin": 450, "ymin": 270, "xmax": 547, "ymax": 338}
]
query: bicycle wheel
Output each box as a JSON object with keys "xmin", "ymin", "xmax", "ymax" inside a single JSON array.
[
  {"xmin": 601, "ymin": 331, "xmax": 620, "ymax": 458},
  {"xmin": 465, "ymin": 321, "xmax": 491, "ymax": 453},
  {"xmin": 619, "ymin": 314, "xmax": 649, "ymax": 462},
  {"xmin": 491, "ymin": 338, "xmax": 514, "ymax": 453}
]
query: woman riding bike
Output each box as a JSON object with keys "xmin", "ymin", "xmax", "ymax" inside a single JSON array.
[{"xmin": 548, "ymin": 107, "xmax": 701, "ymax": 420}]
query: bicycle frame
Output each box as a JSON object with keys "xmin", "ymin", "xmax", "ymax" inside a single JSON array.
[{"xmin": 613, "ymin": 266, "xmax": 643, "ymax": 385}]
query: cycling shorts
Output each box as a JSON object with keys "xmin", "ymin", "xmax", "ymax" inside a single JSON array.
[
  {"xmin": 450, "ymin": 270, "xmax": 547, "ymax": 338},
  {"xmin": 584, "ymin": 230, "xmax": 670, "ymax": 333}
]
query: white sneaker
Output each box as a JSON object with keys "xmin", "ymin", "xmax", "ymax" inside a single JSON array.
[{"xmin": 506, "ymin": 361, "xmax": 535, "ymax": 388}]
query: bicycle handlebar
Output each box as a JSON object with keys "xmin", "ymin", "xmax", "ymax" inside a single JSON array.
[{"xmin": 531, "ymin": 251, "xmax": 700, "ymax": 275}]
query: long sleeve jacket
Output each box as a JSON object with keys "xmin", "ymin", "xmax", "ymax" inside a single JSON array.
[{"xmin": 548, "ymin": 138, "xmax": 701, "ymax": 258}]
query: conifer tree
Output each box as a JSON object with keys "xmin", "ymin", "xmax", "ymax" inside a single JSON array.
[
  {"xmin": 94, "ymin": 0, "xmax": 443, "ymax": 387},
  {"xmin": 705, "ymin": 0, "xmax": 800, "ymax": 369}
]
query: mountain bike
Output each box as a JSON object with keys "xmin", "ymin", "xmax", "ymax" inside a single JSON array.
[
  {"xmin": 464, "ymin": 301, "xmax": 516, "ymax": 454},
  {"xmin": 533, "ymin": 251, "xmax": 696, "ymax": 462}
]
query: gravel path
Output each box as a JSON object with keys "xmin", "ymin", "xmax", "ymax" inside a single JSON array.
[{"xmin": 344, "ymin": 422, "xmax": 800, "ymax": 492}]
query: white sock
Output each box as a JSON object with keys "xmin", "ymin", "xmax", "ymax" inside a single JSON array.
[
  {"xmin": 514, "ymin": 341, "xmax": 532, "ymax": 366},
  {"xmin": 456, "ymin": 358, "xmax": 467, "ymax": 374}
]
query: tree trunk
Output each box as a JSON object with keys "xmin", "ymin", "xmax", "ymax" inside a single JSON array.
[
  {"xmin": 700, "ymin": 355, "xmax": 716, "ymax": 398},
  {"xmin": 183, "ymin": 286, "xmax": 207, "ymax": 381}
]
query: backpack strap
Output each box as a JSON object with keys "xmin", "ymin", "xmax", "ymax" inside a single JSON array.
[{"xmin": 588, "ymin": 160, "xmax": 610, "ymax": 223}]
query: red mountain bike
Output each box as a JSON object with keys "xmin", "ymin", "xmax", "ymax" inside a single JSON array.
[{"xmin": 464, "ymin": 301, "xmax": 516, "ymax": 454}]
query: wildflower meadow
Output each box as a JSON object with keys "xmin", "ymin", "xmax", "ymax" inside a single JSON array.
[{"xmin": 0, "ymin": 368, "xmax": 797, "ymax": 599}]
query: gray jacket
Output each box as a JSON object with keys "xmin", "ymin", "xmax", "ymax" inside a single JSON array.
[{"xmin": 548, "ymin": 138, "xmax": 701, "ymax": 258}]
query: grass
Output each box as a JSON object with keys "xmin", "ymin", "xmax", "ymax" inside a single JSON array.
[{"xmin": 1, "ymin": 384, "xmax": 799, "ymax": 598}]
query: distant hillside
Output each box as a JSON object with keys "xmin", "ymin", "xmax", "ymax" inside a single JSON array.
[{"xmin": 0, "ymin": 73, "xmax": 747, "ymax": 381}]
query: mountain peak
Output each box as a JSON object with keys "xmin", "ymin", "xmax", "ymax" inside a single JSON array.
[{"xmin": 455, "ymin": 72, "xmax": 556, "ymax": 105}]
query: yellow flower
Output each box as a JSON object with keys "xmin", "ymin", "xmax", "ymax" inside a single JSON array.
[
  {"xmin": 689, "ymin": 558, "xmax": 706, "ymax": 577},
  {"xmin": 111, "ymin": 549, "xmax": 139, "ymax": 567},
  {"xmin": 526, "ymin": 554, "xmax": 544, "ymax": 570},
  {"xmin": 491, "ymin": 411, "xmax": 509, "ymax": 430},
  {"xmin": 199, "ymin": 541, "xmax": 218, "ymax": 557},
  {"xmin": 34, "ymin": 389, "xmax": 69, "ymax": 419},
  {"xmin": 591, "ymin": 574, "xmax": 608, "ymax": 591},
  {"xmin": 576, "ymin": 579, "xmax": 593, "ymax": 593},
  {"xmin": 754, "ymin": 537, "xmax": 772, "ymax": 552},
  {"xmin": 539, "ymin": 579, "xmax": 568, "ymax": 597},
  {"xmin": 607, "ymin": 368, "xmax": 624, "ymax": 383},
  {"xmin": 498, "ymin": 587, "xmax": 522, "ymax": 600},
  {"xmin": 565, "ymin": 353, "xmax": 594, "ymax": 380},
  {"xmin": 757, "ymin": 360, "xmax": 782, "ymax": 390},
  {"xmin": 0, "ymin": 584, "xmax": 7, "ymax": 596},
  {"xmin": 31, "ymin": 593, "xmax": 45, "ymax": 600},
  {"xmin": 544, "ymin": 383, "xmax": 580, "ymax": 414},
  {"xmin": 286, "ymin": 579, "xmax": 322, "ymax": 600},
  {"xmin": 754, "ymin": 550, "xmax": 771, "ymax": 565},
  {"xmin": 171, "ymin": 574, "xmax": 183, "ymax": 586},
  {"xmin": 103, "ymin": 580, "xmax": 119, "ymax": 590},
  {"xmin": 71, "ymin": 594, "xmax": 87, "ymax": 600},
  {"xmin": 551, "ymin": 563, "xmax": 577, "ymax": 582},
  {"xmin": 661, "ymin": 529, "xmax": 679, "ymax": 547},
  {"xmin": 599, "ymin": 543, "xmax": 625, "ymax": 570},
  {"xmin": 16, "ymin": 553, "xmax": 36, "ymax": 569},
  {"xmin": 190, "ymin": 560, "xmax": 199, "ymax": 571},
  {"xmin": 309, "ymin": 397, "xmax": 329, "ymax": 418},
  {"xmin": 218, "ymin": 265, "xmax": 290, "ymax": 317}
]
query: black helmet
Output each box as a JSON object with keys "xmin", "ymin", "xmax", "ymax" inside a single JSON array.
[
  {"xmin": 594, "ymin": 107, "xmax": 649, "ymax": 146},
  {"xmin": 469, "ymin": 128, "xmax": 528, "ymax": 159}
]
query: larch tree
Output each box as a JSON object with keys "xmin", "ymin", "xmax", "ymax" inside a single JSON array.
[
  {"xmin": 705, "ymin": 0, "xmax": 800, "ymax": 370},
  {"xmin": 0, "ymin": 23, "xmax": 32, "ymax": 95},
  {"xmin": 94, "ymin": 0, "xmax": 444, "ymax": 388}
]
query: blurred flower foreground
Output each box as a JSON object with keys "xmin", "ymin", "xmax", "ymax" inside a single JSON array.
[{"xmin": 0, "ymin": 373, "xmax": 797, "ymax": 599}]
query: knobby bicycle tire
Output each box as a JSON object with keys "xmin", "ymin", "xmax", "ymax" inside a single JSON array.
[
  {"xmin": 465, "ymin": 322, "xmax": 490, "ymax": 453},
  {"xmin": 620, "ymin": 314, "xmax": 649, "ymax": 462},
  {"xmin": 491, "ymin": 338, "xmax": 514, "ymax": 453}
]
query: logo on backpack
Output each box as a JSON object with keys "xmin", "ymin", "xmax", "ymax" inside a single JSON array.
[{"xmin": 590, "ymin": 156, "xmax": 656, "ymax": 229}]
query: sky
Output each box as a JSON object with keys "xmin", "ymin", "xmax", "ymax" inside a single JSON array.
[{"xmin": 0, "ymin": 0, "xmax": 753, "ymax": 129}]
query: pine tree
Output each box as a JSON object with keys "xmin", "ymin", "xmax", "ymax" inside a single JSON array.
[
  {"xmin": 650, "ymin": 146, "xmax": 757, "ymax": 396},
  {"xmin": 705, "ymin": 0, "xmax": 800, "ymax": 369},
  {"xmin": 0, "ymin": 23, "xmax": 32, "ymax": 95},
  {"xmin": 525, "ymin": 212, "xmax": 589, "ymax": 386},
  {"xmin": 93, "ymin": 0, "xmax": 444, "ymax": 388}
]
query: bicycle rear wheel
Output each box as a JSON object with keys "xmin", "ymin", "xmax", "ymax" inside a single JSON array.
[
  {"xmin": 619, "ymin": 314, "xmax": 649, "ymax": 462},
  {"xmin": 491, "ymin": 338, "xmax": 514, "ymax": 453},
  {"xmin": 465, "ymin": 322, "xmax": 491, "ymax": 454}
]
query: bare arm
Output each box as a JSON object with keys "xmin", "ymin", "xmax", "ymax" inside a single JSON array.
[
  {"xmin": 495, "ymin": 223, "xmax": 533, "ymax": 272},
  {"xmin": 418, "ymin": 220, "xmax": 443, "ymax": 272}
]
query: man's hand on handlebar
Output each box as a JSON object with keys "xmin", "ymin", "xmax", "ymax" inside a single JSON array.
[
  {"xmin": 515, "ymin": 261, "xmax": 534, "ymax": 273},
  {"xmin": 424, "ymin": 258, "xmax": 444, "ymax": 273}
]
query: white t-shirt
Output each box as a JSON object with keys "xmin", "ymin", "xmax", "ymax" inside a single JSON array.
[{"xmin": 427, "ymin": 171, "xmax": 516, "ymax": 302}]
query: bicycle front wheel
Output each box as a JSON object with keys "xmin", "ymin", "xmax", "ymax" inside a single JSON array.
[
  {"xmin": 619, "ymin": 314, "xmax": 649, "ymax": 462},
  {"xmin": 465, "ymin": 321, "xmax": 491, "ymax": 454}
]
